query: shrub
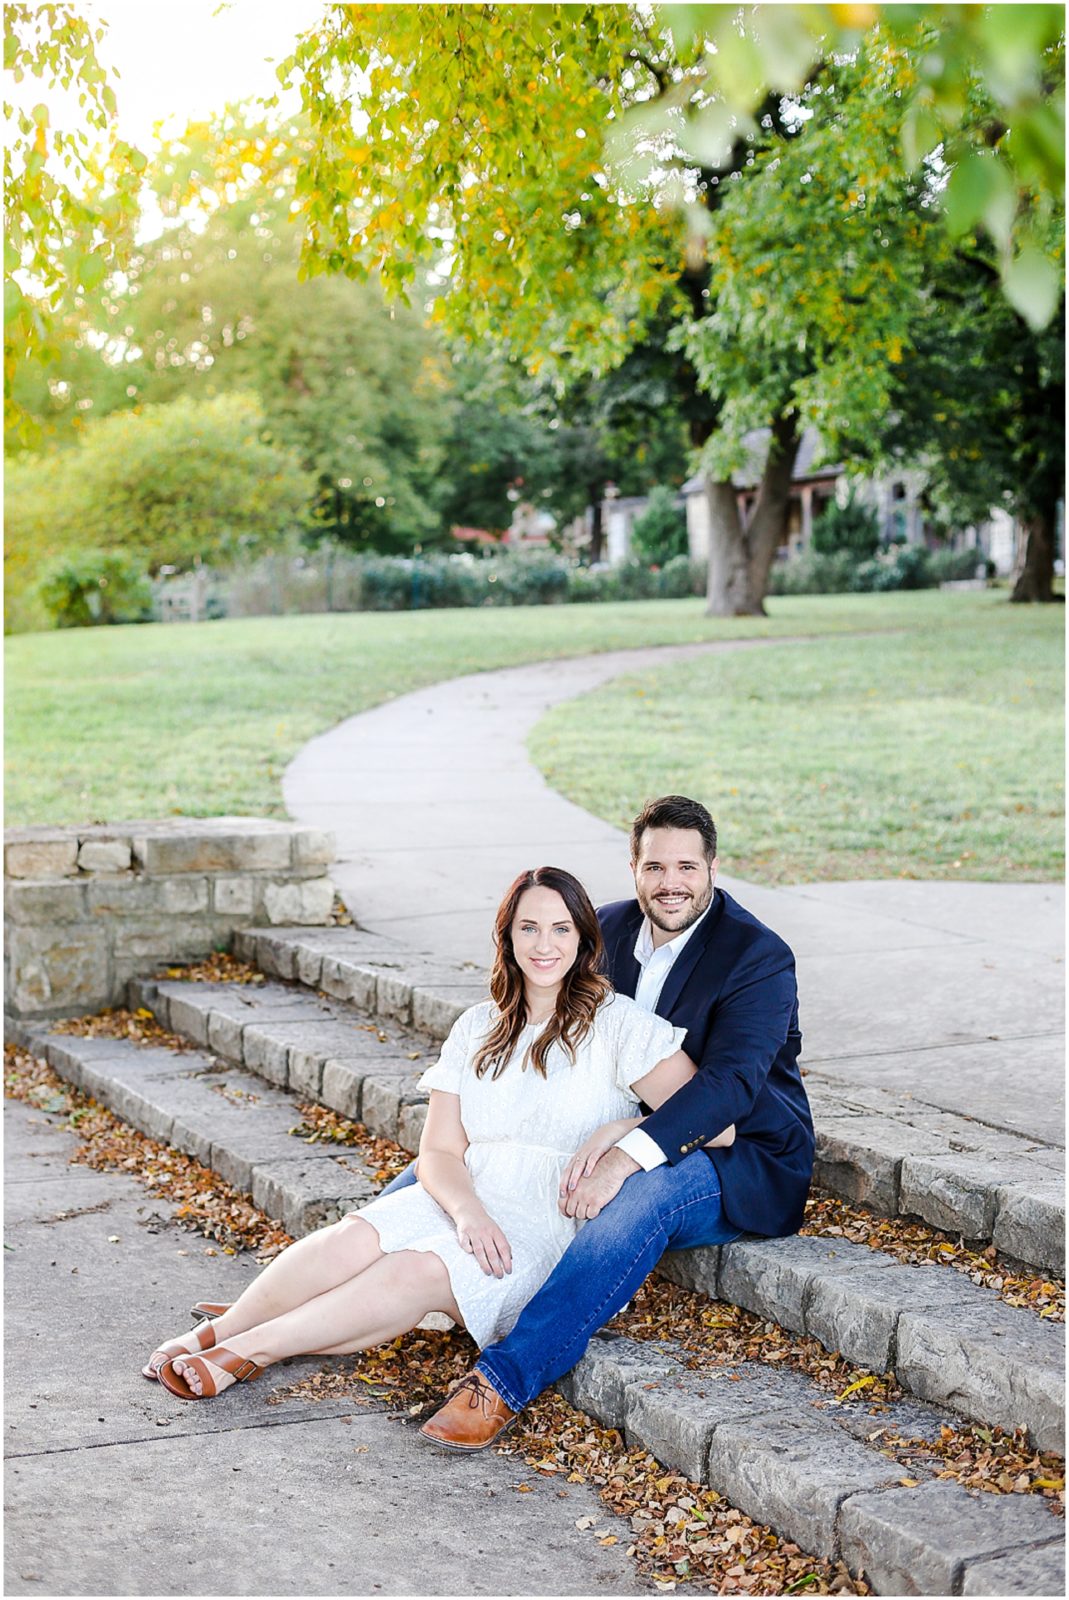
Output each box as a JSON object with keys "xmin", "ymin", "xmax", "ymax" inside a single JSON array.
[
  {"xmin": 767, "ymin": 550, "xmax": 858, "ymax": 595},
  {"xmin": 37, "ymin": 548, "xmax": 153, "ymax": 628},
  {"xmin": 8, "ymin": 392, "xmax": 313, "ymax": 582},
  {"xmin": 811, "ymin": 493, "xmax": 881, "ymax": 559},
  {"xmin": 630, "ymin": 486, "xmax": 689, "ymax": 565},
  {"xmin": 927, "ymin": 546, "xmax": 995, "ymax": 583}
]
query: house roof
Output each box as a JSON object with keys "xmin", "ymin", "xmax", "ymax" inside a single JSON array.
[{"xmin": 683, "ymin": 427, "xmax": 843, "ymax": 493}]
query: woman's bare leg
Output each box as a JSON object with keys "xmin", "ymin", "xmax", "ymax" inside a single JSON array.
[
  {"xmin": 172, "ymin": 1248, "xmax": 462, "ymax": 1396},
  {"xmin": 149, "ymin": 1216, "xmax": 384, "ymax": 1367}
]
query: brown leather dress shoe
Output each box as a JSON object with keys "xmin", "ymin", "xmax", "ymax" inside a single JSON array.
[{"xmin": 419, "ymin": 1371, "xmax": 518, "ymax": 1451}]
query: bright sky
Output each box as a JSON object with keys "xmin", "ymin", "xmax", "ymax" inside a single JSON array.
[{"xmin": 81, "ymin": 0, "xmax": 328, "ymax": 148}]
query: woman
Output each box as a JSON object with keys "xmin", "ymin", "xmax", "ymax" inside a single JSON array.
[{"xmin": 146, "ymin": 866, "xmax": 733, "ymax": 1400}]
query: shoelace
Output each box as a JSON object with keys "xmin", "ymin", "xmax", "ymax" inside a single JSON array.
[{"xmin": 456, "ymin": 1374, "xmax": 496, "ymax": 1416}]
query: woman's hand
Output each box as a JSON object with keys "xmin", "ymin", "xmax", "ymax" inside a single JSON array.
[
  {"xmin": 455, "ymin": 1205, "xmax": 512, "ymax": 1278},
  {"xmin": 559, "ymin": 1117, "xmax": 641, "ymax": 1200}
]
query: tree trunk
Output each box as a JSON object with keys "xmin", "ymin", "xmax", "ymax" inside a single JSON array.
[
  {"xmin": 588, "ymin": 493, "xmax": 604, "ymax": 565},
  {"xmin": 1009, "ymin": 511, "xmax": 1059, "ymax": 602},
  {"xmin": 703, "ymin": 414, "xmax": 803, "ymax": 617},
  {"xmin": 704, "ymin": 480, "xmax": 755, "ymax": 615},
  {"xmin": 745, "ymin": 413, "xmax": 802, "ymax": 604}
]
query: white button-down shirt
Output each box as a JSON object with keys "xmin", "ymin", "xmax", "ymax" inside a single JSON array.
[{"xmin": 616, "ymin": 903, "xmax": 712, "ymax": 1171}]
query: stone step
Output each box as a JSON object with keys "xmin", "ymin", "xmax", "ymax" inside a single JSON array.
[
  {"xmin": 16, "ymin": 981, "xmax": 1065, "ymax": 1454},
  {"xmin": 231, "ymin": 924, "xmax": 1065, "ymax": 1274},
  {"xmin": 660, "ymin": 1237, "xmax": 1064, "ymax": 1454},
  {"xmin": 560, "ymin": 1333, "xmax": 1065, "ymax": 1596},
  {"xmin": 10, "ymin": 1023, "xmax": 382, "ymax": 1239},
  {"xmin": 8, "ymin": 1019, "xmax": 1062, "ymax": 1597}
]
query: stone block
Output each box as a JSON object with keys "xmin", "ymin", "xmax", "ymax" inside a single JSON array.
[
  {"xmin": 374, "ymin": 970, "xmax": 415, "ymax": 1024},
  {"xmin": 321, "ymin": 1059, "xmax": 365, "ymax": 1121},
  {"xmin": 718, "ymin": 1234, "xmax": 872, "ymax": 1336},
  {"xmin": 166, "ymin": 1111, "xmax": 216, "ymax": 1168},
  {"xmin": 83, "ymin": 878, "xmax": 159, "ymax": 917},
  {"xmin": 242, "ymin": 1025, "xmax": 295, "ymax": 1087},
  {"xmin": 802, "ymin": 1258, "xmax": 904, "ymax": 1371},
  {"xmin": 230, "ymin": 927, "xmax": 259, "ymax": 965},
  {"xmin": 106, "ymin": 1080, "xmax": 175, "ymax": 1144},
  {"xmin": 262, "ymin": 877, "xmax": 334, "ymax": 926},
  {"xmin": 165, "ymin": 993, "xmax": 212, "ymax": 1048},
  {"xmin": 76, "ymin": 838, "xmax": 132, "ymax": 873},
  {"xmin": 292, "ymin": 828, "xmax": 335, "ymax": 867},
  {"xmin": 962, "ymin": 1540, "xmax": 1065, "ymax": 1596},
  {"xmin": 360, "ymin": 1073, "xmax": 422, "ymax": 1141},
  {"xmin": 556, "ymin": 1335, "xmax": 681, "ymax": 1428},
  {"xmin": 6, "ymin": 925, "xmax": 110, "ymax": 1016},
  {"xmin": 110, "ymin": 918, "xmax": 216, "ymax": 963},
  {"xmin": 899, "ymin": 1152, "xmax": 1048, "ymax": 1242},
  {"xmin": 5, "ymin": 838, "xmax": 79, "ymax": 878},
  {"xmin": 992, "ymin": 1181, "xmax": 1065, "ymax": 1274},
  {"xmin": 398, "ymin": 1101, "xmax": 428, "ymax": 1151},
  {"xmin": 249, "ymin": 933, "xmax": 299, "ymax": 978},
  {"xmin": 44, "ymin": 1035, "xmax": 128, "ymax": 1093},
  {"xmin": 839, "ymin": 1481, "xmax": 1062, "ymax": 1597},
  {"xmin": 212, "ymin": 876, "xmax": 256, "ymax": 916},
  {"xmin": 158, "ymin": 876, "xmax": 210, "ymax": 915},
  {"xmin": 288, "ymin": 1046, "xmax": 327, "ymax": 1100},
  {"xmin": 813, "ymin": 1115, "xmax": 949, "ymax": 1215},
  {"xmin": 708, "ymin": 1413, "xmax": 902, "ymax": 1560},
  {"xmin": 209, "ymin": 1129, "xmax": 321, "ymax": 1195},
  {"xmin": 5, "ymin": 879, "xmax": 88, "ymax": 923},
  {"xmin": 206, "ymin": 1011, "xmax": 246, "ymax": 1062},
  {"xmin": 411, "ymin": 984, "xmax": 486, "ymax": 1041},
  {"xmin": 318, "ymin": 956, "xmax": 378, "ymax": 1009},
  {"xmin": 656, "ymin": 1246, "xmax": 721, "ymax": 1299},
  {"xmin": 895, "ymin": 1298, "xmax": 1065, "ymax": 1452},
  {"xmin": 623, "ymin": 1365, "xmax": 806, "ymax": 1483},
  {"xmin": 143, "ymin": 831, "xmax": 292, "ymax": 874},
  {"xmin": 250, "ymin": 1156, "xmax": 376, "ymax": 1236}
]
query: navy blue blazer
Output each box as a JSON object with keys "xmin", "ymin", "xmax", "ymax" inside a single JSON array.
[{"xmin": 598, "ymin": 891, "xmax": 814, "ymax": 1239}]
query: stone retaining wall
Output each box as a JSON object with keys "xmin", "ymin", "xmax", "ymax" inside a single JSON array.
[{"xmin": 4, "ymin": 817, "xmax": 335, "ymax": 1019}]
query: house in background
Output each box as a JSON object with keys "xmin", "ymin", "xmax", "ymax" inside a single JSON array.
[{"xmin": 599, "ymin": 427, "xmax": 1030, "ymax": 576}]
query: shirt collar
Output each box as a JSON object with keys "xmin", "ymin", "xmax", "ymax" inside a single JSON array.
[{"xmin": 633, "ymin": 899, "xmax": 712, "ymax": 969}]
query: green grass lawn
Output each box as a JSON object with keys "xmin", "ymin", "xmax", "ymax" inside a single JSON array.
[
  {"xmin": 528, "ymin": 592, "xmax": 1065, "ymax": 882},
  {"xmin": 5, "ymin": 592, "xmax": 1063, "ymax": 884}
]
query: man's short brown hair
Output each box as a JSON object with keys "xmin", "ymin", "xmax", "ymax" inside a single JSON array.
[{"xmin": 630, "ymin": 795, "xmax": 718, "ymax": 862}]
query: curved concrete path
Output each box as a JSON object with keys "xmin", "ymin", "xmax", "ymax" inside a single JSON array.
[{"xmin": 284, "ymin": 641, "xmax": 1064, "ymax": 1145}]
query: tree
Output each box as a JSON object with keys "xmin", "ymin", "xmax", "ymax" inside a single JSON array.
[
  {"xmin": 4, "ymin": 3, "xmax": 145, "ymax": 438},
  {"xmin": 9, "ymin": 111, "xmax": 455, "ymax": 555},
  {"xmin": 275, "ymin": 5, "xmax": 1049, "ymax": 615},
  {"xmin": 630, "ymin": 485, "xmax": 689, "ymax": 564},
  {"xmin": 857, "ymin": 242, "xmax": 1065, "ymax": 602},
  {"xmin": 5, "ymin": 392, "xmax": 312, "ymax": 587}
]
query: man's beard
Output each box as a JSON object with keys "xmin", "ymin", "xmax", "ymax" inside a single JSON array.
[{"xmin": 637, "ymin": 874, "xmax": 714, "ymax": 936}]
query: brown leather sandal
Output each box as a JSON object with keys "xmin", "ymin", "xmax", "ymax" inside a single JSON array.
[
  {"xmin": 157, "ymin": 1345, "xmax": 263, "ymax": 1401},
  {"xmin": 142, "ymin": 1319, "xmax": 216, "ymax": 1381},
  {"xmin": 189, "ymin": 1301, "xmax": 231, "ymax": 1322}
]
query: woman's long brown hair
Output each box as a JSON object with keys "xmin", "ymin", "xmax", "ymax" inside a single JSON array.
[{"xmin": 473, "ymin": 866, "xmax": 611, "ymax": 1080}]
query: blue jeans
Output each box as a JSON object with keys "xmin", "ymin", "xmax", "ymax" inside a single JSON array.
[{"xmin": 378, "ymin": 1153, "xmax": 739, "ymax": 1412}]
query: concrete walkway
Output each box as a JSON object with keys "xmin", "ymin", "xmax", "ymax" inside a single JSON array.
[
  {"xmin": 283, "ymin": 642, "xmax": 1064, "ymax": 1147},
  {"xmin": 3, "ymin": 1095, "xmax": 649, "ymax": 1597}
]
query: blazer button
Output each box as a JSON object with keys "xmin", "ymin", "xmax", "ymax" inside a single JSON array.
[{"xmin": 679, "ymin": 1145, "xmax": 687, "ymax": 1153}]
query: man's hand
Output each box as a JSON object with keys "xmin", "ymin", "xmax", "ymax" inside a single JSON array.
[
  {"xmin": 559, "ymin": 1117, "xmax": 641, "ymax": 1198},
  {"xmin": 559, "ymin": 1146, "xmax": 640, "ymax": 1220}
]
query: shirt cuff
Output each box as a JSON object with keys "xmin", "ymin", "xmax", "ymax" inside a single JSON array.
[{"xmin": 616, "ymin": 1127, "xmax": 668, "ymax": 1171}]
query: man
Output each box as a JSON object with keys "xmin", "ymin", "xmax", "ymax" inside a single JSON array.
[{"xmin": 419, "ymin": 793, "xmax": 815, "ymax": 1449}]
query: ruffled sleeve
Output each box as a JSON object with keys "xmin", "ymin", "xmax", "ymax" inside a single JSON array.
[
  {"xmin": 417, "ymin": 1005, "xmax": 480, "ymax": 1095},
  {"xmin": 606, "ymin": 994, "xmax": 688, "ymax": 1097}
]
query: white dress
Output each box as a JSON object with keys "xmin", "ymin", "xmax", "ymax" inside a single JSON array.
[{"xmin": 353, "ymin": 993, "xmax": 686, "ymax": 1347}]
